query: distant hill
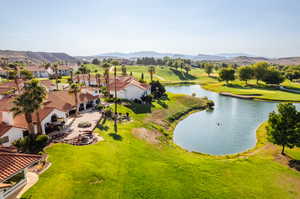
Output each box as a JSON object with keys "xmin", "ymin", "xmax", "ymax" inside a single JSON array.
[
  {"xmin": 219, "ymin": 56, "xmax": 300, "ymax": 65},
  {"xmin": 0, "ymin": 50, "xmax": 78, "ymax": 65},
  {"xmin": 94, "ymin": 51, "xmax": 247, "ymax": 61}
]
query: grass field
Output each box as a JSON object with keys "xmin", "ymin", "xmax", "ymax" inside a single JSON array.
[
  {"xmin": 116, "ymin": 65, "xmax": 300, "ymax": 101},
  {"xmin": 23, "ymin": 93, "xmax": 300, "ymax": 199}
]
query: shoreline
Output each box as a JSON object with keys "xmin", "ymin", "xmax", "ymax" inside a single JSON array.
[{"xmin": 163, "ymin": 81, "xmax": 300, "ymax": 103}]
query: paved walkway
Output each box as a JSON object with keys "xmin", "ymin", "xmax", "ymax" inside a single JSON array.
[{"xmin": 15, "ymin": 172, "xmax": 38, "ymax": 199}]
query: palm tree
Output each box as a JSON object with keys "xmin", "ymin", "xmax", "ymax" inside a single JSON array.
[
  {"xmin": 110, "ymin": 60, "xmax": 120, "ymax": 133},
  {"xmin": 96, "ymin": 73, "xmax": 101, "ymax": 87},
  {"xmin": 101, "ymin": 62, "xmax": 111, "ymax": 97},
  {"xmin": 87, "ymin": 69, "xmax": 91, "ymax": 86},
  {"xmin": 23, "ymin": 80, "xmax": 47, "ymax": 134},
  {"xmin": 148, "ymin": 66, "xmax": 156, "ymax": 82},
  {"xmin": 69, "ymin": 83, "xmax": 81, "ymax": 116},
  {"xmin": 52, "ymin": 63, "xmax": 59, "ymax": 90},
  {"xmin": 10, "ymin": 91, "xmax": 36, "ymax": 134},
  {"xmin": 8, "ymin": 69, "xmax": 20, "ymax": 93}
]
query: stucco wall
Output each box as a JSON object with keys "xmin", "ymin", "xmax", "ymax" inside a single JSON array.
[
  {"xmin": 41, "ymin": 109, "xmax": 67, "ymax": 134},
  {"xmin": 0, "ymin": 127, "xmax": 24, "ymax": 147}
]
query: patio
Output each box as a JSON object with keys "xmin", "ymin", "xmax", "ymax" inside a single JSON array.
[{"xmin": 50, "ymin": 110, "xmax": 104, "ymax": 145}]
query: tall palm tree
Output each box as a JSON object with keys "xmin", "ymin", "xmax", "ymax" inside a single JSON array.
[
  {"xmin": 69, "ymin": 83, "xmax": 81, "ymax": 116},
  {"xmin": 52, "ymin": 63, "xmax": 59, "ymax": 90},
  {"xmin": 24, "ymin": 80, "xmax": 47, "ymax": 134},
  {"xmin": 10, "ymin": 91, "xmax": 36, "ymax": 134},
  {"xmin": 101, "ymin": 62, "xmax": 111, "ymax": 96},
  {"xmin": 8, "ymin": 69, "xmax": 20, "ymax": 94},
  {"xmin": 148, "ymin": 65, "xmax": 156, "ymax": 82},
  {"xmin": 111, "ymin": 60, "xmax": 119, "ymax": 134},
  {"xmin": 96, "ymin": 73, "xmax": 101, "ymax": 87}
]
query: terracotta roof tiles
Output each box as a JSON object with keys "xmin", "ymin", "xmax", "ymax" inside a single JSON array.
[{"xmin": 0, "ymin": 152, "xmax": 42, "ymax": 182}]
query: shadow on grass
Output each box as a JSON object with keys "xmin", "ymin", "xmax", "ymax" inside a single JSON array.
[
  {"xmin": 124, "ymin": 102, "xmax": 153, "ymax": 114},
  {"xmin": 170, "ymin": 68, "xmax": 197, "ymax": 80},
  {"xmin": 97, "ymin": 124, "xmax": 109, "ymax": 131},
  {"xmin": 157, "ymin": 100, "xmax": 168, "ymax": 109},
  {"xmin": 108, "ymin": 133, "xmax": 123, "ymax": 141}
]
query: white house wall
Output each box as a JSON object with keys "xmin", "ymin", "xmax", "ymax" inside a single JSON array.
[
  {"xmin": 0, "ymin": 127, "xmax": 24, "ymax": 147},
  {"xmin": 111, "ymin": 84, "xmax": 149, "ymax": 100},
  {"xmin": 40, "ymin": 109, "xmax": 67, "ymax": 134}
]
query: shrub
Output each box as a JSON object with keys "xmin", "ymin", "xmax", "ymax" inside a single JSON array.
[
  {"xmin": 13, "ymin": 134, "xmax": 49, "ymax": 154},
  {"xmin": 78, "ymin": 121, "xmax": 92, "ymax": 128}
]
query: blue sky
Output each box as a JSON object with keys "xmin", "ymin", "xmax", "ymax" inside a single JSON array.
[{"xmin": 1, "ymin": 0, "xmax": 300, "ymax": 57}]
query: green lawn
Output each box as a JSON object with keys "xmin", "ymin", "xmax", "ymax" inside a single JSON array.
[
  {"xmin": 23, "ymin": 93, "xmax": 300, "ymax": 199},
  {"xmin": 86, "ymin": 64, "xmax": 300, "ymax": 102},
  {"xmin": 202, "ymin": 80, "xmax": 300, "ymax": 102}
]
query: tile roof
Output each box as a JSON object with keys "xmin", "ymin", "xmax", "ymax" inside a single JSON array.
[
  {"xmin": 0, "ymin": 97, "xmax": 14, "ymax": 111},
  {"xmin": 108, "ymin": 76, "xmax": 150, "ymax": 91},
  {"xmin": 12, "ymin": 107, "xmax": 55, "ymax": 129},
  {"xmin": 0, "ymin": 152, "xmax": 42, "ymax": 182},
  {"xmin": 26, "ymin": 66, "xmax": 47, "ymax": 72},
  {"xmin": 44, "ymin": 91, "xmax": 99, "ymax": 112},
  {"xmin": 0, "ymin": 122, "xmax": 12, "ymax": 137}
]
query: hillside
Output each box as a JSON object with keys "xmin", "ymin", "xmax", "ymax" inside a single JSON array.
[
  {"xmin": 219, "ymin": 56, "xmax": 300, "ymax": 65},
  {"xmin": 0, "ymin": 50, "xmax": 78, "ymax": 65}
]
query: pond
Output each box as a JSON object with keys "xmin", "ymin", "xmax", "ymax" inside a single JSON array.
[{"xmin": 166, "ymin": 84, "xmax": 300, "ymax": 155}]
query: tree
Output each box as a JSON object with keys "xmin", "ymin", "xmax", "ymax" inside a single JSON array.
[
  {"xmin": 110, "ymin": 60, "xmax": 120, "ymax": 133},
  {"xmin": 52, "ymin": 63, "xmax": 59, "ymax": 90},
  {"xmin": 140, "ymin": 73, "xmax": 144, "ymax": 81},
  {"xmin": 102, "ymin": 62, "xmax": 111, "ymax": 96},
  {"xmin": 23, "ymin": 80, "xmax": 47, "ymax": 134},
  {"xmin": 219, "ymin": 68, "xmax": 235, "ymax": 84},
  {"xmin": 8, "ymin": 70, "xmax": 20, "ymax": 93},
  {"xmin": 20, "ymin": 69, "xmax": 33, "ymax": 80},
  {"xmin": 204, "ymin": 63, "xmax": 214, "ymax": 76},
  {"xmin": 69, "ymin": 83, "xmax": 81, "ymax": 116},
  {"xmin": 267, "ymin": 103, "xmax": 300, "ymax": 154},
  {"xmin": 184, "ymin": 64, "xmax": 191, "ymax": 74},
  {"xmin": 253, "ymin": 62, "xmax": 269, "ymax": 84},
  {"xmin": 148, "ymin": 66, "xmax": 155, "ymax": 82},
  {"xmin": 10, "ymin": 91, "xmax": 36, "ymax": 134},
  {"xmin": 238, "ymin": 65, "xmax": 254, "ymax": 84},
  {"xmin": 121, "ymin": 65, "xmax": 127, "ymax": 76},
  {"xmin": 92, "ymin": 58, "xmax": 100, "ymax": 65},
  {"xmin": 150, "ymin": 81, "xmax": 166, "ymax": 99},
  {"xmin": 262, "ymin": 68, "xmax": 284, "ymax": 85}
]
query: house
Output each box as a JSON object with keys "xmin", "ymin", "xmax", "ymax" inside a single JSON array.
[
  {"xmin": 0, "ymin": 80, "xmax": 55, "ymax": 99},
  {"xmin": 26, "ymin": 66, "xmax": 50, "ymax": 78},
  {"xmin": 73, "ymin": 75, "xmax": 150, "ymax": 100},
  {"xmin": 73, "ymin": 74, "xmax": 100, "ymax": 86},
  {"xmin": 56, "ymin": 65, "xmax": 73, "ymax": 76},
  {"xmin": 0, "ymin": 152, "xmax": 42, "ymax": 199},
  {"xmin": 0, "ymin": 88, "xmax": 101, "ymax": 145},
  {"xmin": 108, "ymin": 76, "xmax": 150, "ymax": 100}
]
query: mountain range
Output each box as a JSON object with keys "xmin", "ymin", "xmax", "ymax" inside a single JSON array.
[
  {"xmin": 0, "ymin": 50, "xmax": 78, "ymax": 65},
  {"xmin": 0, "ymin": 50, "xmax": 299, "ymax": 66},
  {"xmin": 94, "ymin": 51, "xmax": 254, "ymax": 61}
]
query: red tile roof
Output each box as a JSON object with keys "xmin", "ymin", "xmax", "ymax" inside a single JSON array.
[
  {"xmin": 26, "ymin": 66, "xmax": 47, "ymax": 72},
  {"xmin": 0, "ymin": 122, "xmax": 12, "ymax": 137},
  {"xmin": 108, "ymin": 76, "xmax": 150, "ymax": 91},
  {"xmin": 0, "ymin": 152, "xmax": 42, "ymax": 182}
]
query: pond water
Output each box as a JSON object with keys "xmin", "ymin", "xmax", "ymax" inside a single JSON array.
[{"xmin": 166, "ymin": 84, "xmax": 300, "ymax": 155}]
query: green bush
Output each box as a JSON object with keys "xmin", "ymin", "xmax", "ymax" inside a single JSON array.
[{"xmin": 78, "ymin": 121, "xmax": 92, "ymax": 128}]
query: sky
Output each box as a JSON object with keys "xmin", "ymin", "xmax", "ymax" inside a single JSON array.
[{"xmin": 1, "ymin": 0, "xmax": 300, "ymax": 57}]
